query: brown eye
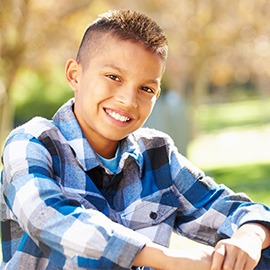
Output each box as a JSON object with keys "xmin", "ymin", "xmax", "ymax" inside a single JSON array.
[
  {"xmin": 107, "ymin": 74, "xmax": 120, "ymax": 81},
  {"xmin": 141, "ymin": 86, "xmax": 154, "ymax": 94}
]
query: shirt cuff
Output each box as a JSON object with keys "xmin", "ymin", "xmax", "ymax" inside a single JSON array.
[{"xmin": 100, "ymin": 228, "xmax": 150, "ymax": 269}]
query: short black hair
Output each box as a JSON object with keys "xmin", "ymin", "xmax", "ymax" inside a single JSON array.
[{"xmin": 76, "ymin": 10, "xmax": 168, "ymax": 68}]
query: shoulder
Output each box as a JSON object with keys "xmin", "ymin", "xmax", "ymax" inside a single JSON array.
[
  {"xmin": 5, "ymin": 117, "xmax": 60, "ymax": 145},
  {"xmin": 131, "ymin": 127, "xmax": 175, "ymax": 149}
]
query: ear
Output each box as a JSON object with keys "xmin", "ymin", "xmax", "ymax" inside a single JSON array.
[{"xmin": 65, "ymin": 59, "xmax": 81, "ymax": 92}]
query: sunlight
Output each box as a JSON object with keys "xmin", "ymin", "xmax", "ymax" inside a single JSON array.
[{"xmin": 188, "ymin": 125, "xmax": 270, "ymax": 169}]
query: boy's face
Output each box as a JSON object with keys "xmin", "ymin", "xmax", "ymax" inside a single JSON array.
[{"xmin": 66, "ymin": 35, "xmax": 164, "ymax": 157}]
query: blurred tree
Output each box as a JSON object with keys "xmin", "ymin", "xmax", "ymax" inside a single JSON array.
[
  {"xmin": 0, "ymin": 0, "xmax": 112, "ymax": 143},
  {"xmin": 1, "ymin": 0, "xmax": 270, "ymax": 145},
  {"xmin": 118, "ymin": 0, "xmax": 270, "ymax": 137}
]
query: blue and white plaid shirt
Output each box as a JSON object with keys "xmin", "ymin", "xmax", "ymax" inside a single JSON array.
[{"xmin": 1, "ymin": 99, "xmax": 270, "ymax": 269}]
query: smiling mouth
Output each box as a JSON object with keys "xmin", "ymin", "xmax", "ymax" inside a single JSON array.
[{"xmin": 105, "ymin": 109, "xmax": 132, "ymax": 122}]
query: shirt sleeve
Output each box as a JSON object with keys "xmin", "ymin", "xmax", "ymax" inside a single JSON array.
[
  {"xmin": 168, "ymin": 138, "xmax": 270, "ymax": 247},
  {"xmin": 2, "ymin": 131, "xmax": 150, "ymax": 269}
]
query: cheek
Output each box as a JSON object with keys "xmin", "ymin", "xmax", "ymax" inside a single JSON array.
[{"xmin": 140, "ymin": 98, "xmax": 156, "ymax": 116}]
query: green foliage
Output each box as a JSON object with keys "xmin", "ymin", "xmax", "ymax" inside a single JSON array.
[
  {"xmin": 198, "ymin": 98, "xmax": 270, "ymax": 133},
  {"xmin": 190, "ymin": 97, "xmax": 270, "ymax": 206},
  {"xmin": 206, "ymin": 163, "xmax": 270, "ymax": 206},
  {"xmin": 12, "ymin": 68, "xmax": 73, "ymax": 126}
]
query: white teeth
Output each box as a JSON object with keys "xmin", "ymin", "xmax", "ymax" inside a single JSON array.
[{"xmin": 106, "ymin": 110, "xmax": 131, "ymax": 122}]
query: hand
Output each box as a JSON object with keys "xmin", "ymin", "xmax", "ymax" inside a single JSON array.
[
  {"xmin": 211, "ymin": 223, "xmax": 270, "ymax": 270},
  {"xmin": 211, "ymin": 237, "xmax": 261, "ymax": 270}
]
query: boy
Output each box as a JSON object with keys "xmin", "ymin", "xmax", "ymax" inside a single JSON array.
[{"xmin": 1, "ymin": 9, "xmax": 270, "ymax": 270}]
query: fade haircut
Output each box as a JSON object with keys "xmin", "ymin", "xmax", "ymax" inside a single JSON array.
[{"xmin": 76, "ymin": 9, "xmax": 168, "ymax": 68}]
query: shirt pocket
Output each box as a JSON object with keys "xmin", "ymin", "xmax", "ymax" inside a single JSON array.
[{"xmin": 120, "ymin": 187, "xmax": 179, "ymax": 230}]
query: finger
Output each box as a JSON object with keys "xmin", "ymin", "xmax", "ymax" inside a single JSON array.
[
  {"xmin": 234, "ymin": 249, "xmax": 258, "ymax": 270},
  {"xmin": 221, "ymin": 246, "xmax": 239, "ymax": 270},
  {"xmin": 211, "ymin": 244, "xmax": 226, "ymax": 270},
  {"xmin": 234, "ymin": 254, "xmax": 246, "ymax": 270},
  {"xmin": 245, "ymin": 257, "xmax": 259, "ymax": 270}
]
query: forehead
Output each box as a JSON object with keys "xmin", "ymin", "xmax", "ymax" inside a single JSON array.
[
  {"xmin": 88, "ymin": 36, "xmax": 164, "ymax": 79},
  {"xmin": 82, "ymin": 31, "xmax": 166, "ymax": 70}
]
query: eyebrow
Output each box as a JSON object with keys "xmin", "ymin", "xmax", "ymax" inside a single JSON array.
[
  {"xmin": 103, "ymin": 64, "xmax": 160, "ymax": 85},
  {"xmin": 144, "ymin": 78, "xmax": 160, "ymax": 85},
  {"xmin": 103, "ymin": 64, "xmax": 126, "ymax": 73}
]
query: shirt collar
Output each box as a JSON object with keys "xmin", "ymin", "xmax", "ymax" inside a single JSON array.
[
  {"xmin": 52, "ymin": 98, "xmax": 143, "ymax": 174},
  {"xmin": 119, "ymin": 134, "xmax": 144, "ymax": 176}
]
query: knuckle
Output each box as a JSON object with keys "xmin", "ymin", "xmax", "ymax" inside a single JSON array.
[
  {"xmin": 223, "ymin": 266, "xmax": 232, "ymax": 270},
  {"xmin": 223, "ymin": 261, "xmax": 233, "ymax": 270}
]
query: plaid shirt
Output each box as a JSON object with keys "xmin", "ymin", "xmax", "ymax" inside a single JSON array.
[{"xmin": 1, "ymin": 99, "xmax": 270, "ymax": 269}]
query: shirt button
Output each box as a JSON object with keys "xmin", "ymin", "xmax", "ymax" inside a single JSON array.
[{"xmin": 149, "ymin": 211, "xmax": 158, "ymax": 220}]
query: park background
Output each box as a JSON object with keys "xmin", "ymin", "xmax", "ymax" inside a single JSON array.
[{"xmin": 1, "ymin": 0, "xmax": 270, "ymax": 260}]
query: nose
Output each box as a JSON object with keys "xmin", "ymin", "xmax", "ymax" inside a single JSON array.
[{"xmin": 115, "ymin": 86, "xmax": 138, "ymax": 108}]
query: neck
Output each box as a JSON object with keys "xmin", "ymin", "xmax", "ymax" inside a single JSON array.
[
  {"xmin": 97, "ymin": 144, "xmax": 118, "ymax": 159},
  {"xmin": 89, "ymin": 137, "xmax": 119, "ymax": 159}
]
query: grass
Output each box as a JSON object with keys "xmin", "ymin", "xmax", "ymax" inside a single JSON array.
[
  {"xmin": 188, "ymin": 98, "xmax": 270, "ymax": 205},
  {"xmin": 197, "ymin": 98, "xmax": 270, "ymax": 132},
  {"xmin": 206, "ymin": 163, "xmax": 270, "ymax": 205},
  {"xmin": 188, "ymin": 126, "xmax": 270, "ymax": 205}
]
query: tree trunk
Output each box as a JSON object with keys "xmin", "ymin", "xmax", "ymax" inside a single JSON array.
[
  {"xmin": 0, "ymin": 92, "xmax": 14, "ymax": 149},
  {"xmin": 189, "ymin": 66, "xmax": 208, "ymax": 139},
  {"xmin": 255, "ymin": 77, "xmax": 270, "ymax": 125}
]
